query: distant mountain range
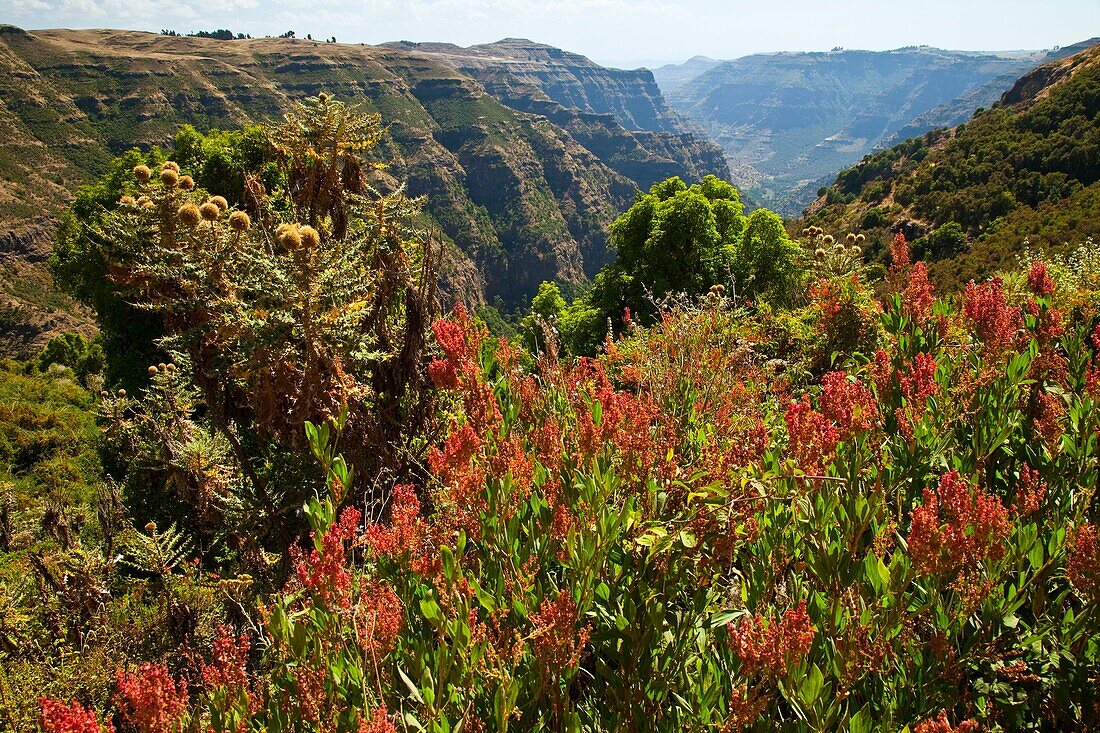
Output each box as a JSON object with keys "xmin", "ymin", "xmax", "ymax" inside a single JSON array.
[
  {"xmin": 0, "ymin": 27, "xmax": 726, "ymax": 356},
  {"xmin": 657, "ymin": 40, "xmax": 1100, "ymax": 215},
  {"xmin": 806, "ymin": 42, "xmax": 1100, "ymax": 291}
]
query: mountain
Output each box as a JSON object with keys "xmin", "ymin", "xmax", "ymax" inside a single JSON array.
[
  {"xmin": 381, "ymin": 39, "xmax": 728, "ymax": 190},
  {"xmin": 0, "ymin": 27, "xmax": 722, "ymax": 357},
  {"xmin": 649, "ymin": 56, "xmax": 722, "ymax": 97},
  {"xmin": 804, "ymin": 43, "xmax": 1100, "ymax": 291},
  {"xmin": 665, "ymin": 46, "xmax": 1059, "ymax": 215}
]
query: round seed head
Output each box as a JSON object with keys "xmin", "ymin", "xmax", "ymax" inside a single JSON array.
[
  {"xmin": 277, "ymin": 222, "xmax": 302, "ymax": 250},
  {"xmin": 142, "ymin": 199, "xmax": 156, "ymax": 210},
  {"xmin": 318, "ymin": 92, "xmax": 329, "ymax": 102},
  {"xmin": 116, "ymin": 388, "xmax": 127, "ymax": 398},
  {"xmin": 851, "ymin": 246, "xmax": 862, "ymax": 256},
  {"xmin": 856, "ymin": 233, "xmax": 866, "ymax": 243},
  {"xmin": 178, "ymin": 175, "xmax": 195, "ymax": 191},
  {"xmin": 136, "ymin": 196, "xmax": 151, "ymax": 207},
  {"xmin": 157, "ymin": 363, "xmax": 167, "ymax": 372},
  {"xmin": 801, "ymin": 228, "xmax": 810, "ymax": 237},
  {"xmin": 160, "ymin": 168, "xmax": 179, "ymax": 187},
  {"xmin": 210, "ymin": 195, "xmax": 229, "ymax": 212},
  {"xmin": 823, "ymin": 234, "xmax": 835, "ymax": 245},
  {"xmin": 133, "ymin": 165, "xmax": 152, "ymax": 181},
  {"xmin": 99, "ymin": 390, "xmax": 109, "ymax": 399},
  {"xmin": 199, "ymin": 202, "xmax": 221, "ymax": 221},
  {"xmin": 148, "ymin": 365, "xmax": 159, "ymax": 376},
  {"xmin": 161, "ymin": 161, "xmax": 180, "ymax": 173},
  {"xmin": 119, "ymin": 195, "xmax": 136, "ymax": 207},
  {"xmin": 178, "ymin": 203, "xmax": 202, "ymax": 226},
  {"xmin": 814, "ymin": 247, "xmax": 826, "ymax": 259},
  {"xmin": 228, "ymin": 210, "xmax": 251, "ymax": 232},
  {"xmin": 165, "ymin": 363, "xmax": 176, "ymax": 373},
  {"xmin": 299, "ymin": 225, "xmax": 321, "ymax": 249},
  {"xmin": 145, "ymin": 521, "xmax": 157, "ymax": 534},
  {"xmin": 846, "ymin": 233, "xmax": 857, "ymax": 244}
]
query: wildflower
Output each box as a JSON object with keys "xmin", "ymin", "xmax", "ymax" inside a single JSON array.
[
  {"xmin": 201, "ymin": 625, "xmax": 250, "ymax": 692},
  {"xmin": 228, "ymin": 210, "xmax": 251, "ymax": 232},
  {"xmin": 913, "ymin": 711, "xmax": 979, "ymax": 733},
  {"xmin": 785, "ymin": 395, "xmax": 839, "ymax": 472},
  {"xmin": 888, "ymin": 232, "xmax": 910, "ymax": 277},
  {"xmin": 963, "ymin": 277, "xmax": 1022, "ymax": 354},
  {"xmin": 903, "ymin": 261, "xmax": 935, "ymax": 322},
  {"xmin": 1027, "ymin": 260, "xmax": 1055, "ymax": 297},
  {"xmin": 530, "ymin": 591, "xmax": 590, "ymax": 672},
  {"xmin": 134, "ymin": 164, "xmax": 152, "ymax": 181},
  {"xmin": 160, "ymin": 168, "xmax": 179, "ymax": 187},
  {"xmin": 1066, "ymin": 523, "xmax": 1100, "ymax": 603},
  {"xmin": 726, "ymin": 600, "xmax": 815, "ymax": 677},
  {"xmin": 210, "ymin": 195, "xmax": 229, "ymax": 211},
  {"xmin": 908, "ymin": 470, "xmax": 1011, "ymax": 580},
  {"xmin": 115, "ymin": 663, "xmax": 189, "ymax": 733},
  {"xmin": 819, "ymin": 371, "xmax": 878, "ymax": 435},
  {"xmin": 358, "ymin": 707, "xmax": 397, "ymax": 733},
  {"xmin": 294, "ymin": 506, "xmax": 361, "ymax": 608},
  {"xmin": 1032, "ymin": 390, "xmax": 1065, "ymax": 448},
  {"xmin": 39, "ymin": 698, "xmax": 112, "ymax": 733},
  {"xmin": 177, "ymin": 203, "xmax": 201, "ymax": 226},
  {"xmin": 199, "ymin": 202, "xmax": 220, "ymax": 222},
  {"xmin": 1012, "ymin": 464, "xmax": 1046, "ymax": 518},
  {"xmin": 356, "ymin": 580, "xmax": 404, "ymax": 657},
  {"xmin": 899, "ymin": 352, "xmax": 937, "ymax": 405},
  {"xmin": 178, "ymin": 175, "xmax": 195, "ymax": 191}
]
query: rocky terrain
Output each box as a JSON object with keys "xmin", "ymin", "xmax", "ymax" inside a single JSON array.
[{"xmin": 0, "ymin": 27, "xmax": 726, "ymax": 357}]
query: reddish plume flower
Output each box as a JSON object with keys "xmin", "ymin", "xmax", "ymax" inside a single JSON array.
[
  {"xmin": 908, "ymin": 471, "xmax": 1012, "ymax": 580},
  {"xmin": 726, "ymin": 600, "xmax": 815, "ymax": 678},
  {"xmin": 294, "ymin": 506, "xmax": 361, "ymax": 609},
  {"xmin": 1066, "ymin": 523, "xmax": 1100, "ymax": 603},
  {"xmin": 871, "ymin": 348, "xmax": 894, "ymax": 397},
  {"xmin": 115, "ymin": 663, "xmax": 189, "ymax": 733},
  {"xmin": 889, "ymin": 232, "xmax": 911, "ymax": 278},
  {"xmin": 903, "ymin": 261, "xmax": 936, "ymax": 322},
  {"xmin": 358, "ymin": 707, "xmax": 397, "ymax": 733},
  {"xmin": 356, "ymin": 580, "xmax": 404, "ymax": 657},
  {"xmin": 785, "ymin": 395, "xmax": 839, "ymax": 473},
  {"xmin": 365, "ymin": 484, "xmax": 437, "ymax": 574},
  {"xmin": 963, "ymin": 278, "xmax": 1022, "ymax": 354},
  {"xmin": 899, "ymin": 353, "xmax": 938, "ymax": 405},
  {"xmin": 428, "ymin": 424, "xmax": 488, "ymax": 536},
  {"xmin": 819, "ymin": 371, "xmax": 879, "ymax": 435},
  {"xmin": 39, "ymin": 699, "xmax": 112, "ymax": 733},
  {"xmin": 530, "ymin": 591, "xmax": 591, "ymax": 672},
  {"xmin": 1032, "ymin": 390, "xmax": 1065, "ymax": 448},
  {"xmin": 1012, "ymin": 464, "xmax": 1047, "ymax": 519},
  {"xmin": 1027, "ymin": 260, "xmax": 1055, "ymax": 298},
  {"xmin": 202, "ymin": 626, "xmax": 250, "ymax": 692},
  {"xmin": 914, "ymin": 711, "xmax": 980, "ymax": 733}
]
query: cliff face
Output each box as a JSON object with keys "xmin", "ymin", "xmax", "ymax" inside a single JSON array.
[
  {"xmin": 664, "ymin": 47, "xmax": 1058, "ymax": 215},
  {"xmin": 0, "ymin": 28, "xmax": 693, "ymax": 355},
  {"xmin": 384, "ymin": 38, "xmax": 729, "ymax": 191}
]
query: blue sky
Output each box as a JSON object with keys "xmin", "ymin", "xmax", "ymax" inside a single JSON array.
[{"xmin": 3, "ymin": 0, "xmax": 1098, "ymax": 68}]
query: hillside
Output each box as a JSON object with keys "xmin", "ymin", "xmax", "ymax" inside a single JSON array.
[
  {"xmin": 804, "ymin": 43, "xmax": 1100, "ymax": 291},
  {"xmin": 665, "ymin": 46, "xmax": 1053, "ymax": 214},
  {"xmin": 0, "ymin": 27, "xmax": 722, "ymax": 357}
]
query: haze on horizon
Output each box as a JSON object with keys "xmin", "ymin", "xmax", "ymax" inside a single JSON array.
[{"xmin": 2, "ymin": 0, "xmax": 1097, "ymax": 68}]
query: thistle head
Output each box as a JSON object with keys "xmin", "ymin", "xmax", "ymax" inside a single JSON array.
[
  {"xmin": 148, "ymin": 365, "xmax": 159, "ymax": 376},
  {"xmin": 846, "ymin": 233, "xmax": 857, "ymax": 244},
  {"xmin": 161, "ymin": 161, "xmax": 180, "ymax": 173},
  {"xmin": 133, "ymin": 164, "xmax": 152, "ymax": 182},
  {"xmin": 210, "ymin": 195, "xmax": 229, "ymax": 212},
  {"xmin": 277, "ymin": 222, "xmax": 302, "ymax": 250},
  {"xmin": 850, "ymin": 246, "xmax": 862, "ymax": 256},
  {"xmin": 160, "ymin": 168, "xmax": 179, "ymax": 187},
  {"xmin": 299, "ymin": 225, "xmax": 321, "ymax": 249},
  {"xmin": 814, "ymin": 248, "xmax": 826, "ymax": 260},
  {"xmin": 178, "ymin": 175, "xmax": 195, "ymax": 191},
  {"xmin": 228, "ymin": 211, "xmax": 251, "ymax": 232},
  {"xmin": 178, "ymin": 203, "xmax": 202, "ymax": 226},
  {"xmin": 200, "ymin": 202, "xmax": 221, "ymax": 221}
]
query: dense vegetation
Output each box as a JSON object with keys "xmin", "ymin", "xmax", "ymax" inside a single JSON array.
[
  {"xmin": 806, "ymin": 44, "xmax": 1100, "ymax": 293},
  {"xmin": 3, "ymin": 93, "xmax": 1100, "ymax": 733}
]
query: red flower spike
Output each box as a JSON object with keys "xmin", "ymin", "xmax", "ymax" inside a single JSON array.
[
  {"xmin": 39, "ymin": 699, "xmax": 113, "ymax": 733},
  {"xmin": 115, "ymin": 663, "xmax": 189, "ymax": 733},
  {"xmin": 914, "ymin": 711, "xmax": 980, "ymax": 733},
  {"xmin": 726, "ymin": 600, "xmax": 815, "ymax": 678}
]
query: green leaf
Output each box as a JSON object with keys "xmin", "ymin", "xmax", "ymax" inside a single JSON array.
[
  {"xmin": 800, "ymin": 663, "xmax": 824, "ymax": 704},
  {"xmin": 398, "ymin": 667, "xmax": 425, "ymax": 704}
]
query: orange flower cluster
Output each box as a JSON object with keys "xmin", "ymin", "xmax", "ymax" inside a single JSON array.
[
  {"xmin": 202, "ymin": 626, "xmax": 251, "ymax": 693},
  {"xmin": 726, "ymin": 600, "xmax": 815, "ymax": 678},
  {"xmin": 963, "ymin": 277, "xmax": 1022, "ymax": 355},
  {"xmin": 115, "ymin": 663, "xmax": 189, "ymax": 733},
  {"xmin": 908, "ymin": 471, "xmax": 1011, "ymax": 580},
  {"xmin": 1067, "ymin": 523, "xmax": 1100, "ymax": 603},
  {"xmin": 530, "ymin": 591, "xmax": 591, "ymax": 673},
  {"xmin": 913, "ymin": 711, "xmax": 979, "ymax": 733},
  {"xmin": 293, "ymin": 505, "xmax": 361, "ymax": 609},
  {"xmin": 786, "ymin": 371, "xmax": 878, "ymax": 472},
  {"xmin": 38, "ymin": 699, "xmax": 111, "ymax": 733},
  {"xmin": 365, "ymin": 484, "xmax": 437, "ymax": 575}
]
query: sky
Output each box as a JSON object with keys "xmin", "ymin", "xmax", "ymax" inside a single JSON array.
[{"xmin": 2, "ymin": 0, "xmax": 1098, "ymax": 68}]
